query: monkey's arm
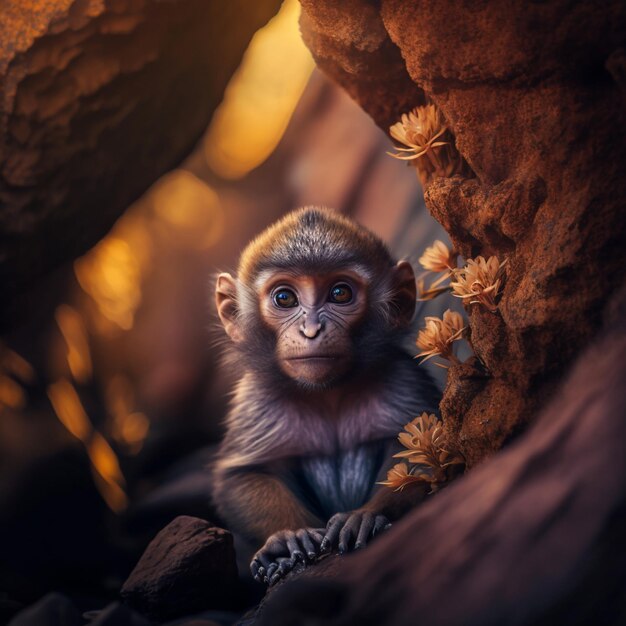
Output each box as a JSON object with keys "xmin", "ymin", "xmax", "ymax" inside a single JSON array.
[
  {"xmin": 215, "ymin": 466, "xmax": 325, "ymax": 584},
  {"xmin": 214, "ymin": 468, "xmax": 322, "ymax": 544}
]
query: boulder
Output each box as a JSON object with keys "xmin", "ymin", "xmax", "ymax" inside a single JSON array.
[
  {"xmin": 120, "ymin": 515, "xmax": 238, "ymax": 622},
  {"xmin": 300, "ymin": 0, "xmax": 626, "ymax": 465},
  {"xmin": 0, "ymin": 0, "xmax": 281, "ymax": 303}
]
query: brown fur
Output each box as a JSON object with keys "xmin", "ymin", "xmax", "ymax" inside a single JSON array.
[{"xmin": 212, "ymin": 207, "xmax": 439, "ymax": 551}]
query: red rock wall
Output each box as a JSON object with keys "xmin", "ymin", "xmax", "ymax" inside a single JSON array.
[
  {"xmin": 0, "ymin": 0, "xmax": 281, "ymax": 304},
  {"xmin": 301, "ymin": 0, "xmax": 626, "ymax": 465}
]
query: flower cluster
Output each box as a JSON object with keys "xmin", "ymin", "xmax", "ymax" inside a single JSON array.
[
  {"xmin": 379, "ymin": 413, "xmax": 465, "ymax": 493},
  {"xmin": 415, "ymin": 240, "xmax": 507, "ymax": 313},
  {"xmin": 450, "ymin": 256, "xmax": 507, "ymax": 313},
  {"xmin": 416, "ymin": 310, "xmax": 465, "ymax": 366},
  {"xmin": 388, "ymin": 104, "xmax": 466, "ymax": 186}
]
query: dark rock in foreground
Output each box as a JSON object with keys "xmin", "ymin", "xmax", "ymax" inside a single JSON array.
[{"xmin": 121, "ymin": 516, "xmax": 238, "ymax": 622}]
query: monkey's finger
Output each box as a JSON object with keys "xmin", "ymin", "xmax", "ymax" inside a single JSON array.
[
  {"xmin": 297, "ymin": 529, "xmax": 317, "ymax": 560},
  {"xmin": 354, "ymin": 512, "xmax": 375, "ymax": 550},
  {"xmin": 269, "ymin": 557, "xmax": 295, "ymax": 587},
  {"xmin": 321, "ymin": 521, "xmax": 341, "ymax": 553},
  {"xmin": 265, "ymin": 561, "xmax": 279, "ymax": 583},
  {"xmin": 373, "ymin": 515, "xmax": 391, "ymax": 536},
  {"xmin": 321, "ymin": 514, "xmax": 347, "ymax": 553},
  {"xmin": 339, "ymin": 514, "xmax": 361, "ymax": 554},
  {"xmin": 285, "ymin": 533, "xmax": 305, "ymax": 563},
  {"xmin": 250, "ymin": 559, "xmax": 263, "ymax": 582},
  {"xmin": 254, "ymin": 549, "xmax": 277, "ymax": 573},
  {"xmin": 308, "ymin": 528, "xmax": 326, "ymax": 545}
]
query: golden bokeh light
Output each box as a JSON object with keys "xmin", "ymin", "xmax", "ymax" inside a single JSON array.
[
  {"xmin": 117, "ymin": 412, "xmax": 150, "ymax": 448},
  {"xmin": 204, "ymin": 0, "xmax": 315, "ymax": 179},
  {"xmin": 150, "ymin": 169, "xmax": 225, "ymax": 249},
  {"xmin": 1, "ymin": 345, "xmax": 35, "ymax": 383},
  {"xmin": 47, "ymin": 378, "xmax": 128, "ymax": 512},
  {"xmin": 88, "ymin": 432, "xmax": 128, "ymax": 513},
  {"xmin": 75, "ymin": 235, "xmax": 145, "ymax": 331},
  {"xmin": 106, "ymin": 375, "xmax": 150, "ymax": 454},
  {"xmin": 0, "ymin": 344, "xmax": 34, "ymax": 412},
  {"xmin": 47, "ymin": 379, "xmax": 91, "ymax": 442},
  {"xmin": 91, "ymin": 469, "xmax": 129, "ymax": 514},
  {"xmin": 55, "ymin": 304, "xmax": 93, "ymax": 384},
  {"xmin": 0, "ymin": 376, "xmax": 25, "ymax": 411}
]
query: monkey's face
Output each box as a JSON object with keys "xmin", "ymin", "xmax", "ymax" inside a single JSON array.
[
  {"xmin": 256, "ymin": 271, "xmax": 369, "ymax": 387},
  {"xmin": 216, "ymin": 221, "xmax": 417, "ymax": 388}
]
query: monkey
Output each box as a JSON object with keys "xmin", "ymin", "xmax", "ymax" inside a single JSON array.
[{"xmin": 212, "ymin": 207, "xmax": 440, "ymax": 586}]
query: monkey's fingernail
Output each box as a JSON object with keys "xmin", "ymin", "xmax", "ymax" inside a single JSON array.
[
  {"xmin": 354, "ymin": 542, "xmax": 362, "ymax": 550},
  {"xmin": 384, "ymin": 523, "xmax": 392, "ymax": 531},
  {"xmin": 307, "ymin": 552, "xmax": 316, "ymax": 560}
]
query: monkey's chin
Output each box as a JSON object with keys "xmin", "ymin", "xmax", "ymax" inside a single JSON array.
[{"xmin": 280, "ymin": 356, "xmax": 350, "ymax": 389}]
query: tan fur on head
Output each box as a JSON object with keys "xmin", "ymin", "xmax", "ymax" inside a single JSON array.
[{"xmin": 237, "ymin": 207, "xmax": 394, "ymax": 286}]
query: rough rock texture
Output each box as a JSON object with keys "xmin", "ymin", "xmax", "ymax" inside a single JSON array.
[
  {"xmin": 257, "ymin": 289, "xmax": 626, "ymax": 625},
  {"xmin": 120, "ymin": 516, "xmax": 238, "ymax": 622},
  {"xmin": 0, "ymin": 0, "xmax": 281, "ymax": 302},
  {"xmin": 300, "ymin": 0, "xmax": 626, "ymax": 465}
]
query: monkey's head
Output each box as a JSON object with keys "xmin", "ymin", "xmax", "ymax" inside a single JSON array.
[{"xmin": 215, "ymin": 207, "xmax": 416, "ymax": 389}]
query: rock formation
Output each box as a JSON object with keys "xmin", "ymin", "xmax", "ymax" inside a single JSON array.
[
  {"xmin": 0, "ymin": 0, "xmax": 281, "ymax": 303},
  {"xmin": 300, "ymin": 0, "xmax": 626, "ymax": 465},
  {"xmin": 121, "ymin": 516, "xmax": 238, "ymax": 621}
]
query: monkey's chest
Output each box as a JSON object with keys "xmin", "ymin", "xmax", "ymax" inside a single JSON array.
[{"xmin": 299, "ymin": 442, "xmax": 385, "ymax": 519}]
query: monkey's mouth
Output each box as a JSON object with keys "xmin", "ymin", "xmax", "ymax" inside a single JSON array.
[{"xmin": 280, "ymin": 354, "xmax": 351, "ymax": 386}]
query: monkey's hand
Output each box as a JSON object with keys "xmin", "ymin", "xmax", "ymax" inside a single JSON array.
[
  {"xmin": 320, "ymin": 511, "xmax": 391, "ymax": 554},
  {"xmin": 250, "ymin": 527, "xmax": 325, "ymax": 586}
]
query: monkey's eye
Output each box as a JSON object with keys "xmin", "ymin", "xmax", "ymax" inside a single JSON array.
[
  {"xmin": 329, "ymin": 283, "xmax": 353, "ymax": 304},
  {"xmin": 273, "ymin": 288, "xmax": 299, "ymax": 308}
]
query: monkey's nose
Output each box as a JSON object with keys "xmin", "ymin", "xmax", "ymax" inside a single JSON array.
[{"xmin": 299, "ymin": 319, "xmax": 322, "ymax": 339}]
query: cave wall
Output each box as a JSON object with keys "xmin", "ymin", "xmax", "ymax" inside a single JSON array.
[
  {"xmin": 300, "ymin": 0, "xmax": 626, "ymax": 465},
  {"xmin": 0, "ymin": 0, "xmax": 281, "ymax": 308}
]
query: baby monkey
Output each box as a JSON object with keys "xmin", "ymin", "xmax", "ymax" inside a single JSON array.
[{"xmin": 213, "ymin": 207, "xmax": 439, "ymax": 585}]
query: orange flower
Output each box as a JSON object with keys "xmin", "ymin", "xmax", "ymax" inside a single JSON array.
[
  {"xmin": 378, "ymin": 462, "xmax": 430, "ymax": 492},
  {"xmin": 415, "ymin": 310, "xmax": 465, "ymax": 365},
  {"xmin": 393, "ymin": 413, "xmax": 465, "ymax": 488},
  {"xmin": 419, "ymin": 240, "xmax": 457, "ymax": 273},
  {"xmin": 388, "ymin": 104, "xmax": 466, "ymax": 185},
  {"xmin": 380, "ymin": 414, "xmax": 465, "ymax": 493},
  {"xmin": 450, "ymin": 256, "xmax": 507, "ymax": 313},
  {"xmin": 396, "ymin": 412, "xmax": 440, "ymax": 454},
  {"xmin": 416, "ymin": 240, "xmax": 458, "ymax": 301}
]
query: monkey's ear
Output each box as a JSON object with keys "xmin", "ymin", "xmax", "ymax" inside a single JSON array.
[
  {"xmin": 391, "ymin": 260, "xmax": 417, "ymax": 327},
  {"xmin": 215, "ymin": 273, "xmax": 244, "ymax": 344}
]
